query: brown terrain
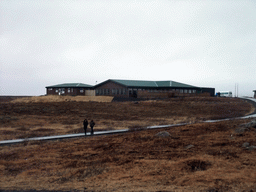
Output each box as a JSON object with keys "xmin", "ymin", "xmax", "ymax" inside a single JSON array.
[{"xmin": 0, "ymin": 96, "xmax": 256, "ymax": 191}]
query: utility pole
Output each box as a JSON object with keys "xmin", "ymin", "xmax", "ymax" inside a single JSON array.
[
  {"xmin": 235, "ymin": 83, "xmax": 239, "ymax": 97},
  {"xmin": 237, "ymin": 83, "xmax": 238, "ymax": 97}
]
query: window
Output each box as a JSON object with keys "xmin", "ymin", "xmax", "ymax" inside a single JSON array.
[
  {"xmin": 68, "ymin": 88, "xmax": 70, "ymax": 93},
  {"xmin": 49, "ymin": 88, "xmax": 53, "ymax": 91},
  {"xmin": 180, "ymin": 89, "xmax": 183, "ymax": 93},
  {"xmin": 55, "ymin": 89, "xmax": 58, "ymax": 93},
  {"xmin": 112, "ymin": 89, "xmax": 115, "ymax": 94},
  {"xmin": 123, "ymin": 89, "xmax": 126, "ymax": 95},
  {"xmin": 184, "ymin": 89, "xmax": 187, "ymax": 93},
  {"xmin": 80, "ymin": 89, "xmax": 84, "ymax": 93},
  {"xmin": 61, "ymin": 88, "xmax": 65, "ymax": 94},
  {"xmin": 193, "ymin": 90, "xmax": 196, "ymax": 93},
  {"xmin": 189, "ymin": 90, "xmax": 192, "ymax": 93}
]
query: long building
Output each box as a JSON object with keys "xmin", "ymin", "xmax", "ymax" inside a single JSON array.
[
  {"xmin": 94, "ymin": 79, "xmax": 215, "ymax": 98},
  {"xmin": 46, "ymin": 79, "xmax": 215, "ymax": 98}
]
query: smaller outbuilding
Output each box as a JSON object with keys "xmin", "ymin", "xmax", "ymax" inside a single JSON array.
[{"xmin": 46, "ymin": 83, "xmax": 94, "ymax": 96}]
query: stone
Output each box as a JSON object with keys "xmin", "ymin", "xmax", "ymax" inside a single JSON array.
[
  {"xmin": 184, "ymin": 144, "xmax": 194, "ymax": 150},
  {"xmin": 240, "ymin": 119, "xmax": 256, "ymax": 129},
  {"xmin": 234, "ymin": 127, "xmax": 248, "ymax": 134},
  {"xmin": 247, "ymin": 146, "xmax": 256, "ymax": 151},
  {"xmin": 242, "ymin": 142, "xmax": 250, "ymax": 148},
  {"xmin": 155, "ymin": 131, "xmax": 170, "ymax": 137}
]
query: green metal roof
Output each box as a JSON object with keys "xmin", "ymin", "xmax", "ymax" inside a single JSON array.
[
  {"xmin": 109, "ymin": 79, "xmax": 199, "ymax": 88},
  {"xmin": 156, "ymin": 80, "xmax": 199, "ymax": 88},
  {"xmin": 112, "ymin": 79, "xmax": 158, "ymax": 87},
  {"xmin": 46, "ymin": 83, "xmax": 92, "ymax": 88}
]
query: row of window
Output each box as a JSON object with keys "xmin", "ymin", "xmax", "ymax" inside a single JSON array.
[
  {"xmin": 96, "ymin": 88, "xmax": 127, "ymax": 95},
  {"xmin": 146, "ymin": 89, "xmax": 197, "ymax": 94},
  {"xmin": 96, "ymin": 88, "xmax": 197, "ymax": 95},
  {"xmin": 180, "ymin": 89, "xmax": 197, "ymax": 94},
  {"xmin": 48, "ymin": 88, "xmax": 84, "ymax": 93},
  {"xmin": 143, "ymin": 89, "xmax": 196, "ymax": 93},
  {"xmin": 48, "ymin": 87, "xmax": 197, "ymax": 95}
]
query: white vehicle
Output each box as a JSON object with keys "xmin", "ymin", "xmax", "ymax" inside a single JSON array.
[{"xmin": 216, "ymin": 91, "xmax": 232, "ymax": 97}]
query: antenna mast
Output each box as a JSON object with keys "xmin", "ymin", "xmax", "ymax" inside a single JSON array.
[{"xmin": 237, "ymin": 83, "xmax": 238, "ymax": 97}]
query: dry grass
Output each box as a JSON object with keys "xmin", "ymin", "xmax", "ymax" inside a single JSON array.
[
  {"xmin": 1, "ymin": 118, "xmax": 256, "ymax": 191},
  {"xmin": 0, "ymin": 97, "xmax": 253, "ymax": 140},
  {"xmin": 10, "ymin": 95, "xmax": 114, "ymax": 103},
  {"xmin": 0, "ymin": 96, "xmax": 256, "ymax": 191}
]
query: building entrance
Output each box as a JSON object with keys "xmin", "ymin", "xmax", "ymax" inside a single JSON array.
[{"xmin": 129, "ymin": 89, "xmax": 137, "ymax": 98}]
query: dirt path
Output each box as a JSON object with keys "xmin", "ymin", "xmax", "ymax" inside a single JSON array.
[{"xmin": 240, "ymin": 97, "xmax": 256, "ymax": 115}]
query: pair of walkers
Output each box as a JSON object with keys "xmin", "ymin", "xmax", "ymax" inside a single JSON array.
[{"xmin": 83, "ymin": 119, "xmax": 95, "ymax": 136}]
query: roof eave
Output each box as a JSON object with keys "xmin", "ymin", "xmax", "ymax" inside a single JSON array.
[
  {"xmin": 94, "ymin": 79, "xmax": 129, "ymax": 88},
  {"xmin": 46, "ymin": 83, "xmax": 92, "ymax": 88}
]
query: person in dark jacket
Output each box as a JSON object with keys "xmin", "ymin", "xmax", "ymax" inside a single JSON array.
[
  {"xmin": 83, "ymin": 119, "xmax": 88, "ymax": 136},
  {"xmin": 90, "ymin": 120, "xmax": 95, "ymax": 135}
]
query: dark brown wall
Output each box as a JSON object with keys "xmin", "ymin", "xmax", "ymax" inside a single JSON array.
[
  {"xmin": 46, "ymin": 88, "xmax": 58, "ymax": 95},
  {"xmin": 94, "ymin": 81, "xmax": 213, "ymax": 98},
  {"xmin": 95, "ymin": 81, "xmax": 128, "ymax": 97},
  {"xmin": 137, "ymin": 90, "xmax": 211, "ymax": 99},
  {"xmin": 201, "ymin": 88, "xmax": 215, "ymax": 97},
  {"xmin": 47, "ymin": 82, "xmax": 215, "ymax": 98},
  {"xmin": 46, "ymin": 88, "xmax": 88, "ymax": 96}
]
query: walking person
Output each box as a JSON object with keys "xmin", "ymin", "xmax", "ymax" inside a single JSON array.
[
  {"xmin": 83, "ymin": 119, "xmax": 88, "ymax": 136},
  {"xmin": 90, "ymin": 120, "xmax": 95, "ymax": 135}
]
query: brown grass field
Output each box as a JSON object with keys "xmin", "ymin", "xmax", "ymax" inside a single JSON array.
[{"xmin": 0, "ymin": 96, "xmax": 256, "ymax": 191}]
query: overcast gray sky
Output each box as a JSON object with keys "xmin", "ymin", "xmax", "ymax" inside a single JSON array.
[{"xmin": 1, "ymin": 0, "xmax": 255, "ymax": 96}]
